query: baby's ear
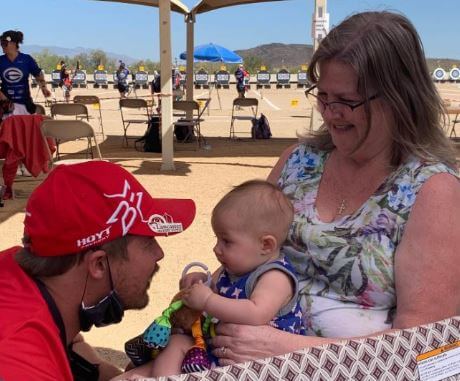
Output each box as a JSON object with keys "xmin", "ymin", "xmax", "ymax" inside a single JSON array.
[{"xmin": 261, "ymin": 235, "xmax": 277, "ymax": 255}]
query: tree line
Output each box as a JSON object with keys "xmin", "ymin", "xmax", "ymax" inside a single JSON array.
[
  {"xmin": 33, "ymin": 49, "xmax": 160, "ymax": 74},
  {"xmin": 32, "ymin": 49, "xmax": 304, "ymax": 75}
]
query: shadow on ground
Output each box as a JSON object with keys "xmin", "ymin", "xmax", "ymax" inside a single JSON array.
[
  {"xmin": 97, "ymin": 135, "xmax": 298, "ymax": 159},
  {"xmin": 2, "ymin": 137, "xmax": 458, "ymax": 222}
]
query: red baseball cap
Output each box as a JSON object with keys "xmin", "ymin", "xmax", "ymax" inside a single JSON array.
[{"xmin": 24, "ymin": 161, "xmax": 196, "ymax": 256}]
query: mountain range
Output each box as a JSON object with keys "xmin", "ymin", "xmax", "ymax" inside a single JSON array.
[
  {"xmin": 236, "ymin": 43, "xmax": 314, "ymax": 69},
  {"xmin": 21, "ymin": 43, "xmax": 460, "ymax": 71},
  {"xmin": 21, "ymin": 44, "xmax": 139, "ymax": 65}
]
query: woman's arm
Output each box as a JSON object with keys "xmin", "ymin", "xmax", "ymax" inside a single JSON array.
[
  {"xmin": 211, "ymin": 324, "xmax": 340, "ymax": 365},
  {"xmin": 392, "ymin": 173, "xmax": 460, "ymax": 328},
  {"xmin": 267, "ymin": 143, "xmax": 298, "ymax": 184}
]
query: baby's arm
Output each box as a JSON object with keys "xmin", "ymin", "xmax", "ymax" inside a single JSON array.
[{"xmin": 182, "ymin": 269, "xmax": 294, "ymax": 325}]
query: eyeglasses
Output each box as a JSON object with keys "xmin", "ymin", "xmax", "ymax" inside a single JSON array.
[{"xmin": 305, "ymin": 85, "xmax": 378, "ymax": 114}]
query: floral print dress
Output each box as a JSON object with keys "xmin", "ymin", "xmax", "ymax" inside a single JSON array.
[{"xmin": 278, "ymin": 144, "xmax": 458, "ymax": 338}]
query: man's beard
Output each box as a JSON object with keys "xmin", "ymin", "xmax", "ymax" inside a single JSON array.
[{"xmin": 125, "ymin": 264, "xmax": 160, "ymax": 310}]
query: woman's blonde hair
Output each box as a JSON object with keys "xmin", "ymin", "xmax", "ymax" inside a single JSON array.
[{"xmin": 305, "ymin": 11, "xmax": 457, "ymax": 168}]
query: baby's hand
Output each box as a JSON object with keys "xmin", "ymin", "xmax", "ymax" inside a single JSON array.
[
  {"xmin": 182, "ymin": 281, "xmax": 213, "ymax": 310},
  {"xmin": 179, "ymin": 272, "xmax": 208, "ymax": 289}
]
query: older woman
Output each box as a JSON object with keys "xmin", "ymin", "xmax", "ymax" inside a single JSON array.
[{"xmin": 211, "ymin": 11, "xmax": 459, "ymax": 365}]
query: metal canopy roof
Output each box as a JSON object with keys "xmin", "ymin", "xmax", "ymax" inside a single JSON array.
[
  {"xmin": 191, "ymin": 0, "xmax": 287, "ymax": 14},
  {"xmin": 94, "ymin": 0, "xmax": 189, "ymax": 14}
]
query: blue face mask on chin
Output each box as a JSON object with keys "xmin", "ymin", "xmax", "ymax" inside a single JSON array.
[{"xmin": 79, "ymin": 257, "xmax": 125, "ymax": 332}]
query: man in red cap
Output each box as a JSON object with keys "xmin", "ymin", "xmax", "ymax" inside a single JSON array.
[{"xmin": 0, "ymin": 161, "xmax": 196, "ymax": 381}]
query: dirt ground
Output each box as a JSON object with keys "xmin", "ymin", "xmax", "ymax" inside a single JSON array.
[{"xmin": 1, "ymin": 82, "xmax": 459, "ymax": 370}]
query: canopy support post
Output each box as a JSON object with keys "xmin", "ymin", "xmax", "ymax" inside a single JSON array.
[
  {"xmin": 160, "ymin": 0, "xmax": 174, "ymax": 170},
  {"xmin": 185, "ymin": 13, "xmax": 195, "ymax": 120},
  {"xmin": 309, "ymin": 0, "xmax": 328, "ymax": 132}
]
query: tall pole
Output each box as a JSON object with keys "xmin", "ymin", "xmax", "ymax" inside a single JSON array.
[
  {"xmin": 310, "ymin": 0, "xmax": 328, "ymax": 131},
  {"xmin": 185, "ymin": 13, "xmax": 195, "ymax": 120},
  {"xmin": 159, "ymin": 0, "xmax": 174, "ymax": 170}
]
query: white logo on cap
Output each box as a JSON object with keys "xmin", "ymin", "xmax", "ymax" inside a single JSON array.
[
  {"xmin": 105, "ymin": 180, "xmax": 147, "ymax": 235},
  {"xmin": 148, "ymin": 213, "xmax": 183, "ymax": 234},
  {"xmin": 104, "ymin": 180, "xmax": 183, "ymax": 236}
]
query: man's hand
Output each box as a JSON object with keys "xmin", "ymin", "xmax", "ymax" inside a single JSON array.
[
  {"xmin": 41, "ymin": 87, "xmax": 52, "ymax": 98},
  {"xmin": 181, "ymin": 281, "xmax": 214, "ymax": 310},
  {"xmin": 36, "ymin": 74, "xmax": 51, "ymax": 98}
]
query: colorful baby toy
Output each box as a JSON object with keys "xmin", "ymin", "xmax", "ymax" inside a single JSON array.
[{"xmin": 125, "ymin": 262, "xmax": 215, "ymax": 373}]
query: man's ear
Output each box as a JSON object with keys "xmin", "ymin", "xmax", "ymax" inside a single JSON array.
[
  {"xmin": 83, "ymin": 250, "xmax": 107, "ymax": 280},
  {"xmin": 260, "ymin": 235, "xmax": 277, "ymax": 255}
]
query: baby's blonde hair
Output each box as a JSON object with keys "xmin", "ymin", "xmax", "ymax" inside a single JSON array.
[{"xmin": 212, "ymin": 180, "xmax": 293, "ymax": 246}]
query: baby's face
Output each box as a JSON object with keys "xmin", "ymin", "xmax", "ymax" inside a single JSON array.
[{"xmin": 212, "ymin": 213, "xmax": 267, "ymax": 276}]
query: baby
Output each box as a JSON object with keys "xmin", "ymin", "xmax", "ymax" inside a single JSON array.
[{"xmin": 118, "ymin": 180, "xmax": 305, "ymax": 379}]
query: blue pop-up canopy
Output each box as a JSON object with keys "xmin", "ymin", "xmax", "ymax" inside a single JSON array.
[{"xmin": 180, "ymin": 43, "xmax": 243, "ymax": 63}]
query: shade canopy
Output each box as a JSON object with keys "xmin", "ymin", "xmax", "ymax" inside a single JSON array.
[
  {"xmin": 179, "ymin": 43, "xmax": 243, "ymax": 63},
  {"xmin": 191, "ymin": 0, "xmax": 286, "ymax": 14},
  {"xmin": 94, "ymin": 0, "xmax": 189, "ymax": 14}
]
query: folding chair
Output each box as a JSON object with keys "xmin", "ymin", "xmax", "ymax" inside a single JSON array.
[
  {"xmin": 50, "ymin": 103, "xmax": 90, "ymax": 122},
  {"xmin": 35, "ymin": 104, "xmax": 47, "ymax": 116},
  {"xmin": 41, "ymin": 119, "xmax": 102, "ymax": 164},
  {"xmin": 229, "ymin": 97, "xmax": 258, "ymax": 139},
  {"xmin": 173, "ymin": 99, "xmax": 210, "ymax": 149},
  {"xmin": 73, "ymin": 95, "xmax": 105, "ymax": 139},
  {"xmin": 119, "ymin": 98, "xmax": 151, "ymax": 146},
  {"xmin": 49, "ymin": 103, "xmax": 92, "ymax": 156},
  {"xmin": 197, "ymin": 97, "xmax": 211, "ymax": 116}
]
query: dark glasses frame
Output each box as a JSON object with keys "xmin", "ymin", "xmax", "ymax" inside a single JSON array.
[{"xmin": 305, "ymin": 85, "xmax": 378, "ymax": 113}]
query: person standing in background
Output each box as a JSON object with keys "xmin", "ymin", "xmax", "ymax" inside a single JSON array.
[
  {"xmin": 0, "ymin": 30, "xmax": 51, "ymax": 116},
  {"xmin": 234, "ymin": 64, "xmax": 246, "ymax": 99},
  {"xmin": 59, "ymin": 60, "xmax": 72, "ymax": 103},
  {"xmin": 116, "ymin": 61, "xmax": 130, "ymax": 98}
]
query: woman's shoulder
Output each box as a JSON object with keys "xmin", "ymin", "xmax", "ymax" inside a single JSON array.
[
  {"xmin": 383, "ymin": 157, "xmax": 458, "ymax": 212},
  {"xmin": 274, "ymin": 143, "xmax": 328, "ymax": 187},
  {"xmin": 284, "ymin": 143, "xmax": 328, "ymax": 169},
  {"xmin": 396, "ymin": 157, "xmax": 458, "ymax": 184}
]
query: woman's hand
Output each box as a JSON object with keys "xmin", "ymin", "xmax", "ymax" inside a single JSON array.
[{"xmin": 210, "ymin": 323, "xmax": 287, "ymax": 366}]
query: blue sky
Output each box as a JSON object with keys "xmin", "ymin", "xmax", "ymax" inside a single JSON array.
[{"xmin": 4, "ymin": 0, "xmax": 460, "ymax": 62}]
